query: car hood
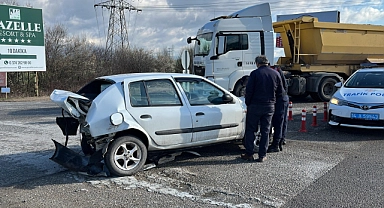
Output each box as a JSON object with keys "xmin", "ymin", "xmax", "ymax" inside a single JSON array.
[
  {"xmin": 334, "ymin": 87, "xmax": 384, "ymax": 103},
  {"xmin": 50, "ymin": 89, "xmax": 91, "ymax": 118}
]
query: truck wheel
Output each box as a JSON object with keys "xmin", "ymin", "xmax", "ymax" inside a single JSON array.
[
  {"xmin": 317, "ymin": 77, "xmax": 338, "ymax": 102},
  {"xmin": 105, "ymin": 135, "xmax": 147, "ymax": 176},
  {"xmin": 233, "ymin": 77, "xmax": 248, "ymax": 97}
]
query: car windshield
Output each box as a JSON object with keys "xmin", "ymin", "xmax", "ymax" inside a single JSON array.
[
  {"xmin": 194, "ymin": 32, "xmax": 213, "ymax": 56},
  {"xmin": 344, "ymin": 71, "xmax": 384, "ymax": 88}
]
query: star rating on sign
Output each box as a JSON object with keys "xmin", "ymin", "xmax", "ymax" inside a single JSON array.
[{"xmin": 1, "ymin": 38, "xmax": 32, "ymax": 44}]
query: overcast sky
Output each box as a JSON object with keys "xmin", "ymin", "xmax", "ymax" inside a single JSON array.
[{"xmin": 6, "ymin": 0, "xmax": 384, "ymax": 57}]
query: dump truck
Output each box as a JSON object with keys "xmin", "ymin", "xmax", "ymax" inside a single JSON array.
[
  {"xmin": 187, "ymin": 3, "xmax": 384, "ymax": 101},
  {"xmin": 273, "ymin": 16, "xmax": 384, "ymax": 101}
]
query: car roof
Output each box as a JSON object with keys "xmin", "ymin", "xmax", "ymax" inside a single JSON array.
[
  {"xmin": 356, "ymin": 67, "xmax": 384, "ymax": 73},
  {"xmin": 97, "ymin": 73, "xmax": 204, "ymax": 83}
]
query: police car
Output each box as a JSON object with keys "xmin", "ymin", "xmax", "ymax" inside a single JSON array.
[{"xmin": 328, "ymin": 68, "xmax": 384, "ymax": 129}]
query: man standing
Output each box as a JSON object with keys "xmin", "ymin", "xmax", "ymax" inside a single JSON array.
[
  {"xmin": 241, "ymin": 55, "xmax": 283, "ymax": 162},
  {"xmin": 268, "ymin": 67, "xmax": 289, "ymax": 152}
]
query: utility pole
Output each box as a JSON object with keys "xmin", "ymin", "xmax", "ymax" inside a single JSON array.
[
  {"xmin": 94, "ymin": 0, "xmax": 141, "ymax": 54},
  {"xmin": 167, "ymin": 47, "xmax": 173, "ymax": 57}
]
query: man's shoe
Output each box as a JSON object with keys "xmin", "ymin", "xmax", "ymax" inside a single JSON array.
[
  {"xmin": 255, "ymin": 157, "xmax": 266, "ymax": 162},
  {"xmin": 267, "ymin": 146, "xmax": 280, "ymax": 153},
  {"xmin": 240, "ymin": 154, "xmax": 254, "ymax": 161}
]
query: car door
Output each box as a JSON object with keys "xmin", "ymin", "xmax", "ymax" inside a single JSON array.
[
  {"xmin": 125, "ymin": 78, "xmax": 193, "ymax": 146},
  {"xmin": 175, "ymin": 78, "xmax": 244, "ymax": 143}
]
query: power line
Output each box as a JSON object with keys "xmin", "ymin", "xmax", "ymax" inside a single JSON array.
[
  {"xmin": 94, "ymin": 0, "xmax": 141, "ymax": 54},
  {"xmin": 131, "ymin": 0, "xmax": 379, "ymax": 12}
]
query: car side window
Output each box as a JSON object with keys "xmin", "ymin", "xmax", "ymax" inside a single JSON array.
[
  {"xmin": 129, "ymin": 79, "xmax": 181, "ymax": 107},
  {"xmin": 176, "ymin": 79, "xmax": 226, "ymax": 105},
  {"xmin": 129, "ymin": 81, "xmax": 149, "ymax": 107},
  {"xmin": 146, "ymin": 79, "xmax": 182, "ymax": 106}
]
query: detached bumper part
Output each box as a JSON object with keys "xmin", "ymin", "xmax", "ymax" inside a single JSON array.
[
  {"xmin": 50, "ymin": 140, "xmax": 88, "ymax": 171},
  {"xmin": 50, "ymin": 140, "xmax": 109, "ymax": 176}
]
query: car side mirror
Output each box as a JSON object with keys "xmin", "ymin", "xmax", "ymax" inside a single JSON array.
[
  {"xmin": 222, "ymin": 94, "xmax": 233, "ymax": 103},
  {"xmin": 335, "ymin": 82, "xmax": 342, "ymax": 88}
]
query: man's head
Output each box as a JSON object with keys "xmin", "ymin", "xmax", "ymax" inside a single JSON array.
[{"xmin": 255, "ymin": 55, "xmax": 269, "ymax": 67}]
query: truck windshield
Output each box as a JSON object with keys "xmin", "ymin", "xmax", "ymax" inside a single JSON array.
[{"xmin": 194, "ymin": 32, "xmax": 213, "ymax": 56}]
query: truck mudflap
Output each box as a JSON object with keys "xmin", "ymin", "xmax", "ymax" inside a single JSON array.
[{"xmin": 50, "ymin": 140, "xmax": 109, "ymax": 176}]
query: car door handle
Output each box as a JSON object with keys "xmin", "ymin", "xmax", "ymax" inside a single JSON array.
[
  {"xmin": 140, "ymin": 114, "xmax": 152, "ymax": 119},
  {"xmin": 196, "ymin": 112, "xmax": 204, "ymax": 116}
]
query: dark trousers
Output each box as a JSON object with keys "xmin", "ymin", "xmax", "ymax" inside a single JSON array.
[
  {"xmin": 271, "ymin": 96, "xmax": 289, "ymax": 147},
  {"xmin": 244, "ymin": 104, "xmax": 274, "ymax": 158}
]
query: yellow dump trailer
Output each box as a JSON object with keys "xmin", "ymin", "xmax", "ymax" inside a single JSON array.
[{"xmin": 273, "ymin": 16, "xmax": 384, "ymax": 101}]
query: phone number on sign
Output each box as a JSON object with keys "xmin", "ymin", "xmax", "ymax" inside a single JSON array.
[{"xmin": 4, "ymin": 60, "xmax": 32, "ymax": 65}]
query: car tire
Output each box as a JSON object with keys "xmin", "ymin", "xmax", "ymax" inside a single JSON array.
[{"xmin": 105, "ymin": 135, "xmax": 147, "ymax": 176}]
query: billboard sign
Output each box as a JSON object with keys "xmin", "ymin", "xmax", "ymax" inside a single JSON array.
[{"xmin": 0, "ymin": 5, "xmax": 46, "ymax": 72}]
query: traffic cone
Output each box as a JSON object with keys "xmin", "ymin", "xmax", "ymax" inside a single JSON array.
[
  {"xmin": 288, "ymin": 101, "xmax": 293, "ymax": 121},
  {"xmin": 299, "ymin": 109, "xmax": 307, "ymax": 132},
  {"xmin": 311, "ymin": 105, "xmax": 318, "ymax": 127}
]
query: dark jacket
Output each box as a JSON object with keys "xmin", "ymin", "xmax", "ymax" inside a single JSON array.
[
  {"xmin": 245, "ymin": 65, "xmax": 284, "ymax": 106},
  {"xmin": 276, "ymin": 68, "xmax": 289, "ymax": 102}
]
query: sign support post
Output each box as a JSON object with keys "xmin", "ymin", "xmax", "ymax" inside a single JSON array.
[{"xmin": 181, "ymin": 50, "xmax": 190, "ymax": 74}]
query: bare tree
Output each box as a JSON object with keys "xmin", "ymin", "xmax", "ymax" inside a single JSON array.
[
  {"xmin": 155, "ymin": 48, "xmax": 176, "ymax": 73},
  {"xmin": 0, "ymin": 0, "xmax": 19, "ymax": 5}
]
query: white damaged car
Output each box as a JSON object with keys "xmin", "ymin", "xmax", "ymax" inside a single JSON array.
[
  {"xmin": 329, "ymin": 68, "xmax": 384, "ymax": 129},
  {"xmin": 50, "ymin": 73, "xmax": 246, "ymax": 176}
]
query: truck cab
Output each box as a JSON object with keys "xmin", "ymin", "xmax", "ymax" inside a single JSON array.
[{"xmin": 187, "ymin": 3, "xmax": 274, "ymax": 97}]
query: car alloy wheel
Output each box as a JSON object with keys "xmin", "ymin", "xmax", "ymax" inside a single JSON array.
[{"xmin": 105, "ymin": 135, "xmax": 147, "ymax": 176}]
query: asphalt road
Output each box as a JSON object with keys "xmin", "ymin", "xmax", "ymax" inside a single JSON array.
[{"xmin": 0, "ymin": 98, "xmax": 383, "ymax": 208}]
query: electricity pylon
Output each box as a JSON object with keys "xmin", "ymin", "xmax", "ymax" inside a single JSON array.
[{"xmin": 94, "ymin": 0, "xmax": 141, "ymax": 53}]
